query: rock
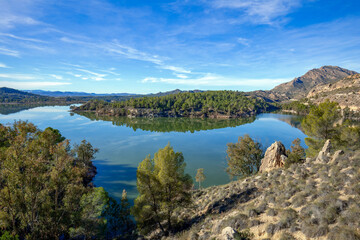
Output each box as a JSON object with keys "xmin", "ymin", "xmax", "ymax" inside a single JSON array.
[
  {"xmin": 259, "ymin": 141, "xmax": 287, "ymax": 172},
  {"xmin": 315, "ymin": 139, "xmax": 332, "ymax": 163},
  {"xmin": 329, "ymin": 150, "xmax": 344, "ymax": 165},
  {"xmin": 220, "ymin": 227, "xmax": 236, "ymax": 240}
]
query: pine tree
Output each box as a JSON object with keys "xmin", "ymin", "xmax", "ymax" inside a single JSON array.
[
  {"xmin": 226, "ymin": 134, "xmax": 263, "ymax": 179},
  {"xmin": 132, "ymin": 144, "xmax": 193, "ymax": 235},
  {"xmin": 195, "ymin": 168, "xmax": 206, "ymax": 189}
]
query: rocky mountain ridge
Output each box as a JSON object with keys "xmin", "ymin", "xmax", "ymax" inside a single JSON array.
[{"xmin": 271, "ymin": 66, "xmax": 358, "ymax": 99}]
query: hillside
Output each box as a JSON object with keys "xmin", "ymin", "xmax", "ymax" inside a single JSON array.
[
  {"xmin": 307, "ymin": 74, "xmax": 360, "ymax": 111},
  {"xmin": 0, "ymin": 87, "xmax": 53, "ymax": 103},
  {"xmin": 162, "ymin": 141, "xmax": 360, "ymax": 240},
  {"xmin": 72, "ymin": 91, "xmax": 274, "ymax": 119},
  {"xmin": 271, "ymin": 66, "xmax": 357, "ymax": 100}
]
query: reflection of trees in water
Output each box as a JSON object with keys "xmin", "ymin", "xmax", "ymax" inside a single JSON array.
[
  {"xmin": 76, "ymin": 112, "xmax": 256, "ymax": 133},
  {"xmin": 0, "ymin": 104, "xmax": 46, "ymax": 115},
  {"xmin": 276, "ymin": 115, "xmax": 304, "ymax": 131}
]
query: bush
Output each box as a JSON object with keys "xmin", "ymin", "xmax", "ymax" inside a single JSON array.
[
  {"xmin": 279, "ymin": 231, "xmax": 296, "ymax": 240},
  {"xmin": 301, "ymin": 223, "xmax": 329, "ymax": 238},
  {"xmin": 266, "ymin": 208, "xmax": 277, "ymax": 217},
  {"xmin": 235, "ymin": 229, "xmax": 254, "ymax": 240},
  {"xmin": 327, "ymin": 226, "xmax": 360, "ymax": 240},
  {"xmin": 277, "ymin": 208, "xmax": 298, "ymax": 229}
]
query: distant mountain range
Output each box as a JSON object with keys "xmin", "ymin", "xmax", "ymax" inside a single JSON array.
[
  {"xmin": 24, "ymin": 90, "xmax": 138, "ymax": 97},
  {"xmin": 24, "ymin": 89, "xmax": 202, "ymax": 98}
]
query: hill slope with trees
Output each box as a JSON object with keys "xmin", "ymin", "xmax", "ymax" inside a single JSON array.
[{"xmin": 72, "ymin": 91, "xmax": 274, "ymax": 119}]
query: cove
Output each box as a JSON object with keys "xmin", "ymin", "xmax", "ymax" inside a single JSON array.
[{"xmin": 0, "ymin": 105, "xmax": 306, "ymax": 201}]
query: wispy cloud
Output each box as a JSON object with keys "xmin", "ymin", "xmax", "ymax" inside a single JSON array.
[
  {"xmin": 143, "ymin": 73, "xmax": 289, "ymax": 87},
  {"xmin": 50, "ymin": 74, "xmax": 63, "ymax": 80},
  {"xmin": 210, "ymin": 0, "xmax": 302, "ymax": 24},
  {"xmin": 0, "ymin": 63, "xmax": 10, "ymax": 68},
  {"xmin": 61, "ymin": 36, "xmax": 192, "ymax": 76},
  {"xmin": 0, "ymin": 46, "xmax": 20, "ymax": 57},
  {"xmin": 0, "ymin": 73, "xmax": 35, "ymax": 80},
  {"xmin": 0, "ymin": 33, "xmax": 46, "ymax": 43},
  {"xmin": 76, "ymin": 68, "xmax": 107, "ymax": 81},
  {"xmin": 0, "ymin": 81, "xmax": 71, "ymax": 89}
]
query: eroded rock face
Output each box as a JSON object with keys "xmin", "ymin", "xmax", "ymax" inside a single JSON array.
[
  {"xmin": 259, "ymin": 141, "xmax": 287, "ymax": 172},
  {"xmin": 315, "ymin": 139, "xmax": 332, "ymax": 164}
]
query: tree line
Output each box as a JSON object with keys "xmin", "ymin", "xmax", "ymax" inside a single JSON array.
[{"xmin": 74, "ymin": 91, "xmax": 273, "ymax": 117}]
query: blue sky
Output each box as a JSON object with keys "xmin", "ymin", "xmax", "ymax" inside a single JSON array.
[{"xmin": 0, "ymin": 0, "xmax": 360, "ymax": 94}]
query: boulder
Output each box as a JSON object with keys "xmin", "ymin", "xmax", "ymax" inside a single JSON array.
[
  {"xmin": 329, "ymin": 149, "xmax": 344, "ymax": 165},
  {"xmin": 315, "ymin": 139, "xmax": 332, "ymax": 163},
  {"xmin": 259, "ymin": 141, "xmax": 287, "ymax": 172},
  {"xmin": 220, "ymin": 227, "xmax": 236, "ymax": 240}
]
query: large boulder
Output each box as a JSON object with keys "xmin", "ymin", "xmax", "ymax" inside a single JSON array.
[
  {"xmin": 315, "ymin": 139, "xmax": 332, "ymax": 164},
  {"xmin": 220, "ymin": 227, "xmax": 236, "ymax": 240},
  {"xmin": 259, "ymin": 141, "xmax": 287, "ymax": 172}
]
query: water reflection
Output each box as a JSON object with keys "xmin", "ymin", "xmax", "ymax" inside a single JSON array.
[{"xmin": 75, "ymin": 111, "xmax": 256, "ymax": 133}]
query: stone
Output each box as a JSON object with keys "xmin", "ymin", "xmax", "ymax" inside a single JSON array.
[
  {"xmin": 315, "ymin": 139, "xmax": 332, "ymax": 163},
  {"xmin": 329, "ymin": 150, "xmax": 344, "ymax": 165},
  {"xmin": 220, "ymin": 227, "xmax": 236, "ymax": 240},
  {"xmin": 259, "ymin": 141, "xmax": 287, "ymax": 172}
]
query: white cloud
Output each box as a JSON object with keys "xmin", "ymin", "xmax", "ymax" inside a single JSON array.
[
  {"xmin": 50, "ymin": 74, "xmax": 63, "ymax": 80},
  {"xmin": 237, "ymin": 37, "xmax": 250, "ymax": 46},
  {"xmin": 143, "ymin": 73, "xmax": 289, "ymax": 87},
  {"xmin": 0, "ymin": 63, "xmax": 10, "ymax": 68},
  {"xmin": 61, "ymin": 37, "xmax": 192, "ymax": 76},
  {"xmin": 0, "ymin": 73, "xmax": 35, "ymax": 80},
  {"xmin": 160, "ymin": 65, "xmax": 191, "ymax": 73},
  {"xmin": 174, "ymin": 73, "xmax": 189, "ymax": 79},
  {"xmin": 0, "ymin": 81, "xmax": 71, "ymax": 89},
  {"xmin": 210, "ymin": 0, "xmax": 302, "ymax": 24},
  {"xmin": 0, "ymin": 33, "xmax": 46, "ymax": 43},
  {"xmin": 0, "ymin": 15, "xmax": 41, "ymax": 29},
  {"xmin": 0, "ymin": 46, "xmax": 20, "ymax": 57}
]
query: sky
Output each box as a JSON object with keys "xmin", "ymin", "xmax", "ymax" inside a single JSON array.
[{"xmin": 0, "ymin": 0, "xmax": 360, "ymax": 94}]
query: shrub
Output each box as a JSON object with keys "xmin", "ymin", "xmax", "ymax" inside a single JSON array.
[
  {"xmin": 266, "ymin": 208, "xmax": 277, "ymax": 217},
  {"xmin": 279, "ymin": 231, "xmax": 296, "ymax": 240},
  {"xmin": 327, "ymin": 226, "xmax": 360, "ymax": 240},
  {"xmin": 234, "ymin": 229, "xmax": 254, "ymax": 240},
  {"xmin": 277, "ymin": 208, "xmax": 298, "ymax": 229},
  {"xmin": 301, "ymin": 223, "xmax": 329, "ymax": 238}
]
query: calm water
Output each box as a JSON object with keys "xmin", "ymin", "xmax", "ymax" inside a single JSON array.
[{"xmin": 0, "ymin": 105, "xmax": 306, "ymax": 200}]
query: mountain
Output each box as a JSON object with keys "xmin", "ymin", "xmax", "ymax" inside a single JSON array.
[
  {"xmin": 271, "ymin": 66, "xmax": 358, "ymax": 99},
  {"xmin": 307, "ymin": 73, "xmax": 360, "ymax": 111},
  {"xmin": 0, "ymin": 87, "xmax": 52, "ymax": 103},
  {"xmin": 24, "ymin": 90, "xmax": 137, "ymax": 97}
]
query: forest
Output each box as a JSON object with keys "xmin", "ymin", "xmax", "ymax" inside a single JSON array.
[{"xmin": 74, "ymin": 91, "xmax": 274, "ymax": 118}]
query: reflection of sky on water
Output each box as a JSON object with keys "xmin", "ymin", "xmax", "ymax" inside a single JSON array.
[{"xmin": 0, "ymin": 106, "xmax": 307, "ymax": 201}]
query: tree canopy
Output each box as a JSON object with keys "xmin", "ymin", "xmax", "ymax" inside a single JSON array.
[
  {"xmin": 226, "ymin": 134, "xmax": 263, "ymax": 178},
  {"xmin": 132, "ymin": 144, "xmax": 193, "ymax": 236}
]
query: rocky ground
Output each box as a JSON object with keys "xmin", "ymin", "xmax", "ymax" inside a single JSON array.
[{"xmin": 161, "ymin": 140, "xmax": 360, "ymax": 240}]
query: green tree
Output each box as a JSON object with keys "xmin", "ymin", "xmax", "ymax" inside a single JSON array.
[
  {"xmin": 195, "ymin": 168, "xmax": 206, "ymax": 189},
  {"xmin": 132, "ymin": 144, "xmax": 193, "ymax": 236},
  {"xmin": 0, "ymin": 121, "xmax": 108, "ymax": 239},
  {"xmin": 284, "ymin": 138, "xmax": 306, "ymax": 168},
  {"xmin": 226, "ymin": 134, "xmax": 263, "ymax": 179},
  {"xmin": 302, "ymin": 100, "xmax": 341, "ymax": 156}
]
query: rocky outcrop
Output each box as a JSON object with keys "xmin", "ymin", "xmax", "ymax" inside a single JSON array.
[
  {"xmin": 259, "ymin": 141, "xmax": 287, "ymax": 172},
  {"xmin": 315, "ymin": 139, "xmax": 332, "ymax": 164},
  {"xmin": 220, "ymin": 227, "xmax": 236, "ymax": 240}
]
